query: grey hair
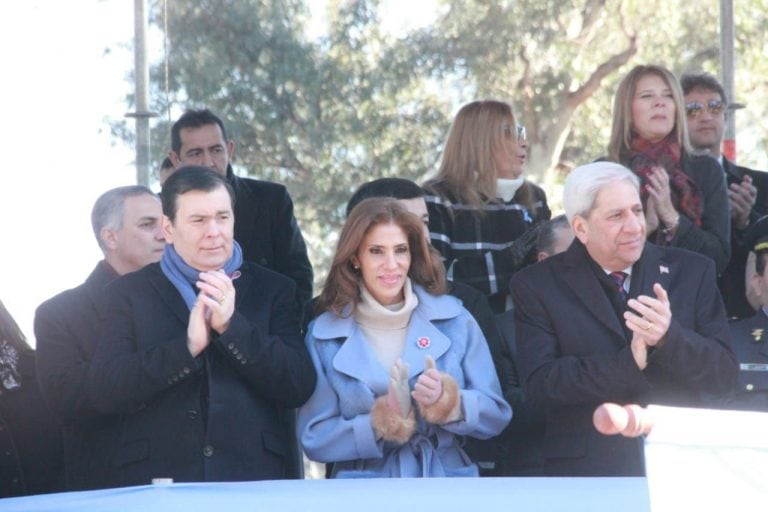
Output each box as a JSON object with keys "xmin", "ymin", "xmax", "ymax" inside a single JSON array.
[
  {"xmin": 562, "ymin": 162, "xmax": 640, "ymax": 221},
  {"xmin": 91, "ymin": 185, "xmax": 156, "ymax": 252}
]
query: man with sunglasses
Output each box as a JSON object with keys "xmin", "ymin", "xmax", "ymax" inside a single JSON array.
[{"xmin": 681, "ymin": 72, "xmax": 768, "ymax": 319}]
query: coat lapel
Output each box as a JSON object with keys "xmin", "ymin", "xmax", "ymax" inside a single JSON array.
[
  {"xmin": 149, "ymin": 265, "xmax": 190, "ymax": 325},
  {"xmin": 560, "ymin": 242, "xmax": 626, "ymax": 340},
  {"xmin": 629, "ymin": 243, "xmax": 672, "ymax": 300},
  {"xmin": 400, "ymin": 309, "xmax": 451, "ymax": 380},
  {"xmin": 332, "ymin": 326, "xmax": 390, "ymax": 392}
]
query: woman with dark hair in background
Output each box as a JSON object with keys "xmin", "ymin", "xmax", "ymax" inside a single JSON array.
[
  {"xmin": 606, "ymin": 64, "xmax": 730, "ymax": 273},
  {"xmin": 0, "ymin": 300, "xmax": 62, "ymax": 497},
  {"xmin": 423, "ymin": 99, "xmax": 550, "ymax": 314},
  {"xmin": 298, "ymin": 198, "xmax": 510, "ymax": 477}
]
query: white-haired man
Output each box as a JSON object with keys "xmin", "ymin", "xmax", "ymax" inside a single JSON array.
[{"xmin": 511, "ymin": 161, "xmax": 737, "ymax": 476}]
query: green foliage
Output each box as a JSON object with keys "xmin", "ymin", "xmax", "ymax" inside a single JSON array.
[{"xmin": 114, "ymin": 0, "xmax": 768, "ymax": 285}]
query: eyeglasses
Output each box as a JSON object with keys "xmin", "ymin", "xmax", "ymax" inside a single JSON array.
[
  {"xmin": 685, "ymin": 99, "xmax": 725, "ymax": 117},
  {"xmin": 503, "ymin": 124, "xmax": 527, "ymax": 143}
]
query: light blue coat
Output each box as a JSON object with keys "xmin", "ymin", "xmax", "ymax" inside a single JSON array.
[{"xmin": 298, "ymin": 285, "xmax": 512, "ymax": 478}]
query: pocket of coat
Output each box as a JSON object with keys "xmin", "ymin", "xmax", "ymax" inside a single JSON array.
[{"xmin": 117, "ymin": 438, "xmax": 150, "ymax": 467}]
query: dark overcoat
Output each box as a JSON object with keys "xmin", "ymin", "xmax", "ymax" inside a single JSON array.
[
  {"xmin": 511, "ymin": 240, "xmax": 737, "ymax": 476},
  {"xmin": 86, "ymin": 261, "xmax": 316, "ymax": 487}
]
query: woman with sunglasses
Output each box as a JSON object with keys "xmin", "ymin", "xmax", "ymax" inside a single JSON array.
[
  {"xmin": 423, "ymin": 100, "xmax": 550, "ymax": 314},
  {"xmin": 607, "ymin": 64, "xmax": 730, "ymax": 273}
]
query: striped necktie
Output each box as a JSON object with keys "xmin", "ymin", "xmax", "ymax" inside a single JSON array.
[{"xmin": 609, "ymin": 271, "xmax": 629, "ymax": 302}]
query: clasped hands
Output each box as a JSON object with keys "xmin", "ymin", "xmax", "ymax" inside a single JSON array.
[
  {"xmin": 386, "ymin": 356, "xmax": 444, "ymax": 417},
  {"xmin": 187, "ymin": 270, "xmax": 236, "ymax": 357},
  {"xmin": 373, "ymin": 356, "xmax": 462, "ymax": 443},
  {"xmin": 643, "ymin": 166, "xmax": 679, "ymax": 235},
  {"xmin": 729, "ymin": 174, "xmax": 756, "ymax": 229},
  {"xmin": 625, "ymin": 283, "xmax": 672, "ymax": 370}
]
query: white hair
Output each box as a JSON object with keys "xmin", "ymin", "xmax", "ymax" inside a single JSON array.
[{"xmin": 562, "ymin": 162, "xmax": 640, "ymax": 221}]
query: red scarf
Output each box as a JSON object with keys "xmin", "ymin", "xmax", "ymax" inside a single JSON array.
[{"xmin": 628, "ymin": 133, "xmax": 702, "ymax": 227}]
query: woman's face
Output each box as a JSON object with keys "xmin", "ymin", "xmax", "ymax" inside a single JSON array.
[
  {"xmin": 631, "ymin": 73, "xmax": 676, "ymax": 143},
  {"xmin": 351, "ymin": 222, "xmax": 412, "ymax": 305},
  {"xmin": 493, "ymin": 123, "xmax": 527, "ymax": 179}
]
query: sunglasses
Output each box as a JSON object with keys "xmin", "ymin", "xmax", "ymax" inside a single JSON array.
[
  {"xmin": 503, "ymin": 124, "xmax": 527, "ymax": 142},
  {"xmin": 685, "ymin": 99, "xmax": 725, "ymax": 117}
]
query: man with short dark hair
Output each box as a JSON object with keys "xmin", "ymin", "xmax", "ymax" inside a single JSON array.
[
  {"xmin": 681, "ymin": 72, "xmax": 768, "ymax": 319},
  {"xmin": 536, "ymin": 214, "xmax": 574, "ymax": 261},
  {"xmin": 512, "ymin": 161, "xmax": 737, "ymax": 476},
  {"xmin": 35, "ymin": 186, "xmax": 165, "ymax": 490},
  {"xmin": 86, "ymin": 166, "xmax": 315, "ymax": 486},
  {"xmin": 168, "ymin": 109, "xmax": 313, "ymax": 312}
]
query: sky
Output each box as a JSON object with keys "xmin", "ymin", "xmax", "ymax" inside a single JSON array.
[
  {"xmin": 0, "ymin": 0, "xmax": 439, "ymax": 344},
  {"xmin": 1, "ymin": 1, "xmax": 139, "ymax": 342}
]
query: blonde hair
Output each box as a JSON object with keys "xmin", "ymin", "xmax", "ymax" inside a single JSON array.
[
  {"xmin": 425, "ymin": 99, "xmax": 525, "ymax": 209},
  {"xmin": 607, "ymin": 64, "xmax": 692, "ymax": 163}
]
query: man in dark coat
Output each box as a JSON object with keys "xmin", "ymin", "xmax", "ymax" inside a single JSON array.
[
  {"xmin": 681, "ymin": 72, "xmax": 768, "ymax": 319},
  {"xmin": 511, "ymin": 161, "xmax": 737, "ymax": 476},
  {"xmin": 167, "ymin": 109, "xmax": 313, "ymax": 312},
  {"xmin": 86, "ymin": 167, "xmax": 316, "ymax": 487},
  {"xmin": 35, "ymin": 186, "xmax": 165, "ymax": 491}
]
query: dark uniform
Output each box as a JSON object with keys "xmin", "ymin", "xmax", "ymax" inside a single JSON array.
[
  {"xmin": 727, "ymin": 215, "xmax": 768, "ymax": 410},
  {"xmin": 727, "ymin": 311, "xmax": 768, "ymax": 411}
]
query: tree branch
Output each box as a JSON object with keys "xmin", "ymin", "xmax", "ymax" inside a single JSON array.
[
  {"xmin": 566, "ymin": 34, "xmax": 638, "ymax": 108},
  {"xmin": 575, "ymin": 0, "xmax": 607, "ymax": 44}
]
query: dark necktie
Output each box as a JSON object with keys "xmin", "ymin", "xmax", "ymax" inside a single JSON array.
[{"xmin": 609, "ymin": 271, "xmax": 629, "ymax": 302}]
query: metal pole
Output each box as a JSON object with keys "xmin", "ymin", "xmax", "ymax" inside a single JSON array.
[
  {"xmin": 127, "ymin": 0, "xmax": 156, "ymax": 186},
  {"xmin": 720, "ymin": 0, "xmax": 736, "ymax": 161}
]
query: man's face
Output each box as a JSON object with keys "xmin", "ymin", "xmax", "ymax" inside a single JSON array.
[
  {"xmin": 109, "ymin": 194, "xmax": 165, "ymax": 274},
  {"xmin": 684, "ymin": 87, "xmax": 725, "ymax": 154},
  {"xmin": 162, "ymin": 186, "xmax": 234, "ymax": 271},
  {"xmin": 397, "ymin": 197, "xmax": 430, "ymax": 240},
  {"xmin": 573, "ymin": 180, "xmax": 646, "ymax": 271},
  {"xmin": 170, "ymin": 123, "xmax": 234, "ymax": 176}
]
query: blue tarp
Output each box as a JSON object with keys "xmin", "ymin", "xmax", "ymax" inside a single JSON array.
[{"xmin": 0, "ymin": 477, "xmax": 649, "ymax": 512}]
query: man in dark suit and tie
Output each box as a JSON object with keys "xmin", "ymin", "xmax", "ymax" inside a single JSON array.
[
  {"xmin": 35, "ymin": 185, "xmax": 166, "ymax": 490},
  {"xmin": 86, "ymin": 167, "xmax": 316, "ymax": 486},
  {"xmin": 681, "ymin": 72, "xmax": 768, "ymax": 319},
  {"xmin": 511, "ymin": 161, "xmax": 737, "ymax": 476}
]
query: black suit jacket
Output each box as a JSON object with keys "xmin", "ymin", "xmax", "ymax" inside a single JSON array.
[
  {"xmin": 719, "ymin": 158, "xmax": 768, "ymax": 319},
  {"xmin": 34, "ymin": 261, "xmax": 120, "ymax": 491},
  {"xmin": 228, "ymin": 168, "xmax": 313, "ymax": 311},
  {"xmin": 511, "ymin": 240, "xmax": 737, "ymax": 476},
  {"xmin": 86, "ymin": 262, "xmax": 316, "ymax": 486}
]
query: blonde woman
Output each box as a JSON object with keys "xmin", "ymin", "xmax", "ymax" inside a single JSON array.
[
  {"xmin": 606, "ymin": 64, "xmax": 730, "ymax": 273},
  {"xmin": 423, "ymin": 100, "xmax": 550, "ymax": 314}
]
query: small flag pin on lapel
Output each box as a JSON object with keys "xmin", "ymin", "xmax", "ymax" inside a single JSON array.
[{"xmin": 659, "ymin": 265, "xmax": 669, "ymax": 274}]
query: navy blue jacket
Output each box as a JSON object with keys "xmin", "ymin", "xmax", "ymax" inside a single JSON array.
[
  {"xmin": 512, "ymin": 240, "xmax": 737, "ymax": 476},
  {"xmin": 35, "ymin": 261, "xmax": 121, "ymax": 491},
  {"xmin": 227, "ymin": 167, "xmax": 313, "ymax": 312},
  {"xmin": 86, "ymin": 261, "xmax": 315, "ymax": 486}
]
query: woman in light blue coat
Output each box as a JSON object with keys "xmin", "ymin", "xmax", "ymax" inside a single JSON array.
[{"xmin": 299, "ymin": 198, "xmax": 511, "ymax": 478}]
